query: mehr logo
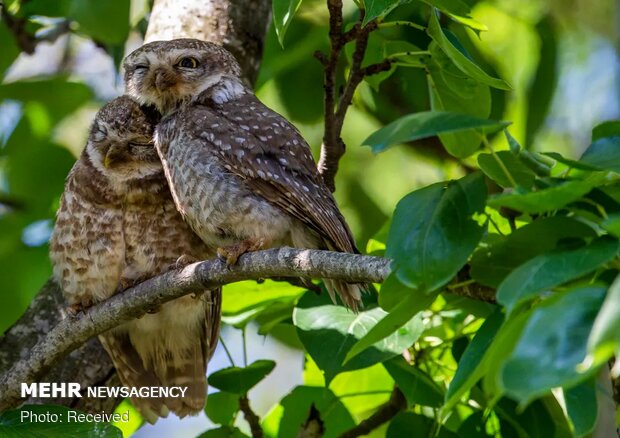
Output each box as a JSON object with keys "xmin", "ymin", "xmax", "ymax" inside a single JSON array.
[{"xmin": 21, "ymin": 383, "xmax": 81, "ymax": 398}]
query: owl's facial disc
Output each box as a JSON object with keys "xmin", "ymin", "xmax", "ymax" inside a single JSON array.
[{"xmin": 123, "ymin": 40, "xmax": 243, "ymax": 114}]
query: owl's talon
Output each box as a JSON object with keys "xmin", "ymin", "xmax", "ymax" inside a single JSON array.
[
  {"xmin": 172, "ymin": 254, "xmax": 199, "ymax": 270},
  {"xmin": 217, "ymin": 238, "xmax": 269, "ymax": 266}
]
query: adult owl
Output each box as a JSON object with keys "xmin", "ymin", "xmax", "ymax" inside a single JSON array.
[
  {"xmin": 123, "ymin": 39, "xmax": 365, "ymax": 310},
  {"xmin": 49, "ymin": 96, "xmax": 221, "ymax": 422}
]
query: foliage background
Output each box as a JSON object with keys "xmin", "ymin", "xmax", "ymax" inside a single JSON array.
[{"xmin": 0, "ymin": 0, "xmax": 619, "ymax": 436}]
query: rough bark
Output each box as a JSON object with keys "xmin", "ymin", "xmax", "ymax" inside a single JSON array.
[
  {"xmin": 0, "ymin": 0, "xmax": 272, "ymax": 415},
  {"xmin": 0, "ymin": 249, "xmax": 391, "ymax": 411},
  {"xmin": 145, "ymin": 0, "xmax": 271, "ymax": 84}
]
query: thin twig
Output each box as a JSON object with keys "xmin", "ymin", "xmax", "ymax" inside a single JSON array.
[
  {"xmin": 0, "ymin": 4, "xmax": 70, "ymax": 54},
  {"xmin": 318, "ymin": 5, "xmax": 392, "ymax": 192},
  {"xmin": 239, "ymin": 395, "xmax": 263, "ymax": 438},
  {"xmin": 338, "ymin": 386, "xmax": 407, "ymax": 438}
]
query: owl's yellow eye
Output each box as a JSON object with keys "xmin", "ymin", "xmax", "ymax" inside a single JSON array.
[{"xmin": 177, "ymin": 57, "xmax": 199, "ymax": 68}]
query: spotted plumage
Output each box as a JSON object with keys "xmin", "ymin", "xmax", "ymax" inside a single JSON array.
[
  {"xmin": 49, "ymin": 96, "xmax": 221, "ymax": 422},
  {"xmin": 123, "ymin": 39, "xmax": 365, "ymax": 310}
]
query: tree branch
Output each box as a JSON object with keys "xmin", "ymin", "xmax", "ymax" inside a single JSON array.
[
  {"xmin": 318, "ymin": 5, "xmax": 392, "ymax": 192},
  {"xmin": 239, "ymin": 395, "xmax": 263, "ymax": 438},
  {"xmin": 0, "ymin": 248, "xmax": 390, "ymax": 411},
  {"xmin": 338, "ymin": 386, "xmax": 406, "ymax": 438},
  {"xmin": 0, "ymin": 4, "xmax": 70, "ymax": 55}
]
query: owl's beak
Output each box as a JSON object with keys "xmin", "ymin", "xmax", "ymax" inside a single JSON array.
[
  {"xmin": 154, "ymin": 68, "xmax": 176, "ymax": 92},
  {"xmin": 104, "ymin": 145, "xmax": 124, "ymax": 168}
]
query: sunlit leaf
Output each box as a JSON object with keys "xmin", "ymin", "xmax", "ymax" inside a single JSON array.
[
  {"xmin": 272, "ymin": 0, "xmax": 303, "ymax": 46},
  {"xmin": 427, "ymin": 13, "xmax": 510, "ymax": 90},
  {"xmin": 344, "ymin": 291, "xmax": 433, "ymax": 364},
  {"xmin": 294, "ymin": 292, "xmax": 424, "ymax": 383}
]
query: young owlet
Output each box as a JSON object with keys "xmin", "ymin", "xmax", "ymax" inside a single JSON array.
[
  {"xmin": 49, "ymin": 96, "xmax": 221, "ymax": 422},
  {"xmin": 123, "ymin": 39, "xmax": 365, "ymax": 310}
]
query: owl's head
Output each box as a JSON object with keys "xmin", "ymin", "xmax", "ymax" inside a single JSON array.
[
  {"xmin": 123, "ymin": 39, "xmax": 242, "ymax": 114},
  {"xmin": 86, "ymin": 96, "xmax": 162, "ymax": 181}
]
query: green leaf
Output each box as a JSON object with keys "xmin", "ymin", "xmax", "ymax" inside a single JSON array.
[
  {"xmin": 592, "ymin": 120, "xmax": 620, "ymax": 142},
  {"xmin": 420, "ymin": 0, "xmax": 470, "ymax": 17},
  {"xmin": 69, "ymin": 0, "xmax": 130, "ymax": 44},
  {"xmin": 470, "ymin": 216, "xmax": 597, "ymax": 287},
  {"xmin": 581, "ymin": 136, "xmax": 620, "ymax": 173},
  {"xmin": 272, "ymin": 0, "xmax": 303, "ymax": 46},
  {"xmin": 0, "ymin": 21, "xmax": 20, "ymax": 78},
  {"xmin": 344, "ymin": 291, "xmax": 434, "ymax": 364},
  {"xmin": 271, "ymin": 386, "xmax": 355, "ymax": 438},
  {"xmin": 494, "ymin": 397, "xmax": 561, "ymax": 438},
  {"xmin": 383, "ymin": 357, "xmax": 444, "ymax": 407},
  {"xmin": 387, "ymin": 412, "xmax": 458, "ymax": 438},
  {"xmin": 427, "ymin": 42, "xmax": 491, "ymax": 158},
  {"xmin": 427, "ymin": 12, "xmax": 510, "ymax": 90},
  {"xmin": 444, "ymin": 309, "xmax": 504, "ymax": 411},
  {"xmin": 478, "ymin": 151, "xmax": 536, "ymax": 188},
  {"xmin": 487, "ymin": 172, "xmax": 609, "ymax": 214},
  {"xmin": 293, "ymin": 292, "xmax": 424, "ymax": 383},
  {"xmin": 204, "ymin": 392, "xmax": 240, "ymax": 426},
  {"xmin": 363, "ymin": 111, "xmax": 509, "ymax": 154},
  {"xmin": 0, "ymin": 79, "xmax": 92, "ymax": 124},
  {"xmin": 564, "ymin": 378, "xmax": 598, "ymax": 438},
  {"xmin": 197, "ymin": 426, "xmax": 249, "ymax": 438},
  {"xmin": 602, "ymin": 213, "xmax": 620, "ymax": 238},
  {"xmin": 500, "ymin": 285, "xmax": 606, "ymax": 404},
  {"xmin": 0, "ymin": 405, "xmax": 122, "ymax": 437},
  {"xmin": 363, "ymin": 0, "xmax": 402, "ymax": 25},
  {"xmin": 588, "ymin": 274, "xmax": 620, "ymax": 365},
  {"xmin": 525, "ymin": 16, "xmax": 558, "ymax": 146},
  {"xmin": 386, "ymin": 172, "xmax": 487, "ymax": 291},
  {"xmin": 208, "ymin": 360, "xmax": 276, "ymax": 395},
  {"xmin": 221, "ymin": 279, "xmax": 304, "ymax": 316},
  {"xmin": 542, "ymin": 152, "xmax": 600, "ymax": 171},
  {"xmin": 497, "ymin": 237, "xmax": 618, "ymax": 312}
]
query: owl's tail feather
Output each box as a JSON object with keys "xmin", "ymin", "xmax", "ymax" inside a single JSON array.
[
  {"xmin": 98, "ymin": 332, "xmax": 169, "ymax": 424},
  {"xmin": 324, "ymin": 279, "xmax": 365, "ymax": 312},
  {"xmin": 160, "ymin": 342, "xmax": 207, "ymax": 418}
]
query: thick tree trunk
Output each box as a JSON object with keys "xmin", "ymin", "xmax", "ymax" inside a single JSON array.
[
  {"xmin": 145, "ymin": 0, "xmax": 271, "ymax": 84},
  {"xmin": 0, "ymin": 0, "xmax": 271, "ymax": 413}
]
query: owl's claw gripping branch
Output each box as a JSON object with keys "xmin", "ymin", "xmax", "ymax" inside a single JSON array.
[{"xmin": 216, "ymin": 238, "xmax": 269, "ymax": 265}]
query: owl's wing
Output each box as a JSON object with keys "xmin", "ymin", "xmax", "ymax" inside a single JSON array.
[
  {"xmin": 187, "ymin": 95, "xmax": 358, "ymax": 253},
  {"xmin": 203, "ymin": 288, "xmax": 222, "ymax": 362}
]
